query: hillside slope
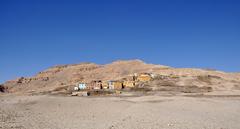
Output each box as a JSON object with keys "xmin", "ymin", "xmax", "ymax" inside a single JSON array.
[{"xmin": 2, "ymin": 60, "xmax": 240, "ymax": 94}]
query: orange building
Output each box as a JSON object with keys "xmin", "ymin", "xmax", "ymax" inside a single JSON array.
[{"xmin": 137, "ymin": 73, "xmax": 152, "ymax": 82}]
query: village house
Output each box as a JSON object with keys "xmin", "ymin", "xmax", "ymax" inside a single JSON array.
[
  {"xmin": 78, "ymin": 83, "xmax": 87, "ymax": 90},
  {"xmin": 123, "ymin": 74, "xmax": 137, "ymax": 88},
  {"xmin": 89, "ymin": 80, "xmax": 103, "ymax": 90},
  {"xmin": 108, "ymin": 81, "xmax": 124, "ymax": 90},
  {"xmin": 74, "ymin": 82, "xmax": 87, "ymax": 91},
  {"xmin": 137, "ymin": 73, "xmax": 152, "ymax": 82},
  {"xmin": 108, "ymin": 81, "xmax": 114, "ymax": 90},
  {"xmin": 123, "ymin": 81, "xmax": 135, "ymax": 88},
  {"xmin": 102, "ymin": 81, "xmax": 109, "ymax": 89}
]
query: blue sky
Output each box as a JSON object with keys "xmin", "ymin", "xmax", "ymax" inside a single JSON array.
[{"xmin": 0, "ymin": 0, "xmax": 240, "ymax": 83}]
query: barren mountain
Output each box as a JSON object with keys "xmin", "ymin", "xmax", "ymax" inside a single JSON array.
[{"xmin": 2, "ymin": 60, "xmax": 240, "ymax": 95}]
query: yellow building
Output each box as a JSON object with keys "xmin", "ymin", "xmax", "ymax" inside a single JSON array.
[
  {"xmin": 102, "ymin": 81, "xmax": 109, "ymax": 89},
  {"xmin": 137, "ymin": 73, "xmax": 152, "ymax": 82},
  {"xmin": 123, "ymin": 81, "xmax": 135, "ymax": 88},
  {"xmin": 109, "ymin": 81, "xmax": 123, "ymax": 90}
]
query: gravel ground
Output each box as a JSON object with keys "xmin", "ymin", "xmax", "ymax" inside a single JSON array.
[{"xmin": 1, "ymin": 95, "xmax": 240, "ymax": 129}]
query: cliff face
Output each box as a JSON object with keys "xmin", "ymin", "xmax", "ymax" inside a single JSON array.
[{"xmin": 2, "ymin": 60, "xmax": 240, "ymax": 94}]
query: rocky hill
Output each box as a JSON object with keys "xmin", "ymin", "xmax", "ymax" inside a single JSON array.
[{"xmin": 2, "ymin": 60, "xmax": 240, "ymax": 95}]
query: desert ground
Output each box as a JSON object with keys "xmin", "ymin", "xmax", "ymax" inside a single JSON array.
[
  {"xmin": 2, "ymin": 60, "xmax": 240, "ymax": 129},
  {"xmin": 1, "ymin": 94, "xmax": 240, "ymax": 129}
]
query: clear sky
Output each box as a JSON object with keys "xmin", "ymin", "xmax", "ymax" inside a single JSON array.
[{"xmin": 0, "ymin": 0, "xmax": 240, "ymax": 83}]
